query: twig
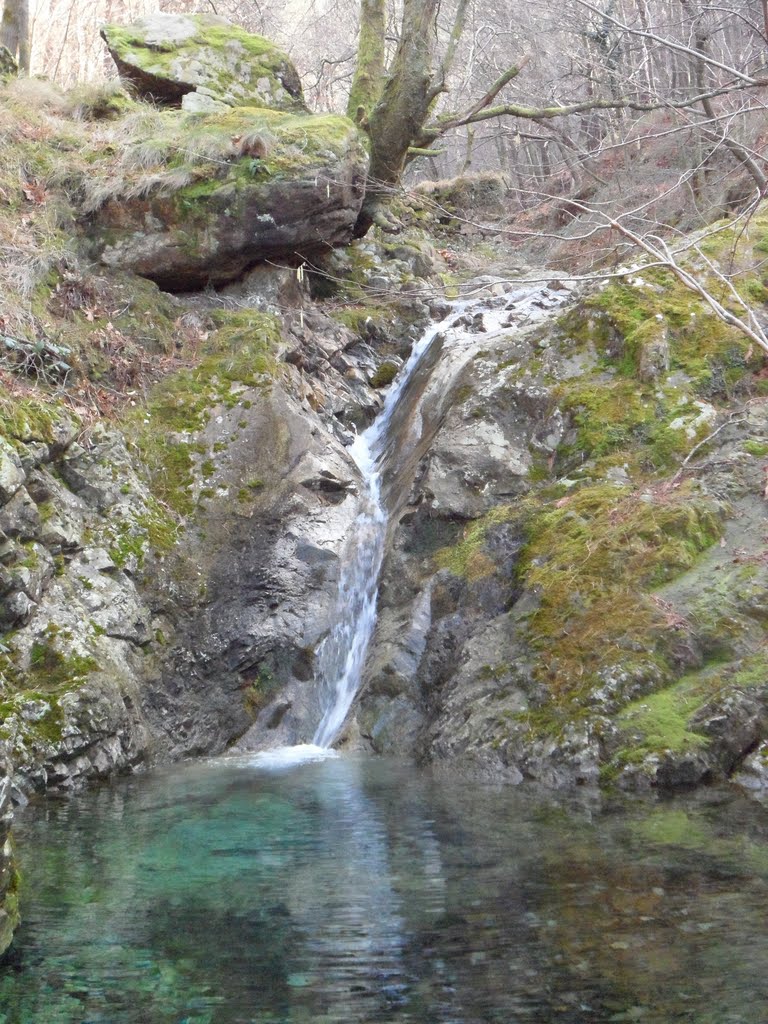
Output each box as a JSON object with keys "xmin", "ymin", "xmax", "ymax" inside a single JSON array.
[{"xmin": 671, "ymin": 412, "xmax": 746, "ymax": 484}]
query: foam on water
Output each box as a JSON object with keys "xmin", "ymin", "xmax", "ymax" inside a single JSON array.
[{"xmin": 248, "ymin": 743, "xmax": 338, "ymax": 770}]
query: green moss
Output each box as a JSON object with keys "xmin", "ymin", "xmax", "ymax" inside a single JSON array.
[
  {"xmin": 743, "ymin": 439, "xmax": 768, "ymax": 457},
  {"xmin": 553, "ymin": 378, "xmax": 657, "ymax": 462},
  {"xmin": 435, "ymin": 481, "xmax": 724, "ymax": 709},
  {"xmin": 123, "ymin": 310, "xmax": 279, "ymax": 516},
  {"xmin": 518, "ymin": 483, "xmax": 723, "ymax": 695},
  {"xmin": 107, "ymin": 520, "xmax": 149, "ymax": 569},
  {"xmin": 242, "ymin": 662, "xmax": 282, "ymax": 717},
  {"xmin": 618, "ymin": 675, "xmax": 711, "ymax": 756},
  {"xmin": 370, "ymin": 361, "xmax": 399, "ymax": 388},
  {"xmin": 0, "ymin": 397, "xmax": 76, "ymax": 445},
  {"xmin": 434, "ymin": 505, "xmax": 515, "ymax": 582},
  {"xmin": 607, "ymin": 652, "xmax": 768, "ymax": 775},
  {"xmin": 565, "ymin": 272, "xmax": 755, "ymax": 400},
  {"xmin": 0, "ymin": 851, "xmax": 21, "ymax": 956},
  {"xmin": 28, "ymin": 639, "xmax": 98, "ymax": 690}
]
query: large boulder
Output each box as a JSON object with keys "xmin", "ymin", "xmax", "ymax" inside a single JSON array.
[
  {"xmin": 101, "ymin": 14, "xmax": 305, "ymax": 112},
  {"xmin": 91, "ymin": 108, "xmax": 369, "ymax": 290}
]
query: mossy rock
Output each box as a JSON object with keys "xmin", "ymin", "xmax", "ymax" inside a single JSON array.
[
  {"xmin": 370, "ymin": 361, "xmax": 399, "ymax": 388},
  {"xmin": 415, "ymin": 172, "xmax": 507, "ymax": 218},
  {"xmin": 101, "ymin": 14, "xmax": 305, "ymax": 112},
  {"xmin": 93, "ymin": 108, "xmax": 368, "ymax": 290}
]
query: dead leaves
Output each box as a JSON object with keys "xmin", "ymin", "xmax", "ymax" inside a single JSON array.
[{"xmin": 21, "ymin": 180, "xmax": 46, "ymax": 205}]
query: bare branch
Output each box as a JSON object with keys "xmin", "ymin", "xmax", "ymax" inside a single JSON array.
[{"xmin": 573, "ymin": 0, "xmax": 767, "ymax": 85}]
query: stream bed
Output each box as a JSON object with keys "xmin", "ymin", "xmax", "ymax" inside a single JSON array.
[{"xmin": 1, "ymin": 752, "xmax": 767, "ymax": 1023}]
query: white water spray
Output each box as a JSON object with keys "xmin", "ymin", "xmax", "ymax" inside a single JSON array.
[
  {"xmin": 306, "ymin": 281, "xmax": 571, "ymax": 751},
  {"xmin": 312, "ymin": 311, "xmax": 462, "ymax": 748}
]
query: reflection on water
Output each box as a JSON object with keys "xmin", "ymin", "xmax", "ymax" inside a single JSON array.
[{"xmin": 1, "ymin": 754, "xmax": 768, "ymax": 1023}]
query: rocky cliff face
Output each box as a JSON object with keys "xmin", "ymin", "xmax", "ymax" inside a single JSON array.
[
  {"xmin": 352, "ymin": 240, "xmax": 768, "ymax": 792},
  {"xmin": 3, "ymin": 19, "xmax": 768, "ymax": 956},
  {"xmin": 0, "ymin": 261, "xmax": 430, "ymax": 795}
]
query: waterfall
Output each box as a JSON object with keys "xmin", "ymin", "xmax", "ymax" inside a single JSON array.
[
  {"xmin": 312, "ymin": 310, "xmax": 461, "ymax": 748},
  {"xmin": 307, "ymin": 280, "xmax": 569, "ymax": 750}
]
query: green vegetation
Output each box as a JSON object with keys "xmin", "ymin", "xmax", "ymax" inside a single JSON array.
[
  {"xmin": 28, "ymin": 635, "xmax": 98, "ymax": 690},
  {"xmin": 435, "ymin": 504, "xmax": 515, "ymax": 582},
  {"xmin": 437, "ymin": 483, "xmax": 723, "ymax": 702},
  {"xmin": 743, "ymin": 439, "xmax": 768, "ymax": 457},
  {"xmin": 604, "ymin": 651, "xmax": 768, "ymax": 776},
  {"xmin": 123, "ymin": 310, "xmax": 280, "ymax": 516},
  {"xmin": 370, "ymin": 361, "xmax": 399, "ymax": 388}
]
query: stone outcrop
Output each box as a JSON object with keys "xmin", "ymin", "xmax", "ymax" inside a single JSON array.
[
  {"xmin": 90, "ymin": 16, "xmax": 369, "ymax": 290},
  {"xmin": 350, "ymin": 272, "xmax": 768, "ymax": 792},
  {"xmin": 101, "ymin": 14, "xmax": 305, "ymax": 112},
  {"xmin": 93, "ymin": 110, "xmax": 368, "ymax": 290}
]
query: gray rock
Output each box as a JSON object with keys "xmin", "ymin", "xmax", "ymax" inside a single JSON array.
[
  {"xmin": 638, "ymin": 326, "xmax": 671, "ymax": 382},
  {"xmin": 93, "ymin": 110, "xmax": 368, "ymax": 290},
  {"xmin": 102, "ymin": 14, "xmax": 305, "ymax": 111},
  {"xmin": 0, "ymin": 487, "xmax": 41, "ymax": 541},
  {"xmin": 0, "ymin": 439, "xmax": 24, "ymax": 504}
]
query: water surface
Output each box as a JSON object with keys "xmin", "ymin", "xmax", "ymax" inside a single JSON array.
[{"xmin": 1, "ymin": 754, "xmax": 767, "ymax": 1023}]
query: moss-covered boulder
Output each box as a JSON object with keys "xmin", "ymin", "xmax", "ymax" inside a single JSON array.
[
  {"xmin": 91, "ymin": 108, "xmax": 369, "ymax": 290},
  {"xmin": 101, "ymin": 14, "xmax": 305, "ymax": 112}
]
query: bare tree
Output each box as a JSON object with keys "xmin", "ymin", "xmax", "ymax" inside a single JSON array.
[
  {"xmin": 1, "ymin": 0, "xmax": 30, "ymax": 72},
  {"xmin": 342, "ymin": 0, "xmax": 768, "ymax": 233}
]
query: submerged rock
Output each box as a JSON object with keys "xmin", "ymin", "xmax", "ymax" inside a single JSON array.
[{"xmin": 101, "ymin": 14, "xmax": 305, "ymax": 111}]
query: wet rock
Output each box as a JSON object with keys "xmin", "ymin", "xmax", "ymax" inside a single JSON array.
[{"xmin": 734, "ymin": 740, "xmax": 768, "ymax": 789}]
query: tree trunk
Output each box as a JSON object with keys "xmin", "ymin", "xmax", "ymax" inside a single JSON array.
[
  {"xmin": 354, "ymin": 0, "xmax": 441, "ymax": 234},
  {"xmin": 346, "ymin": 0, "xmax": 386, "ymax": 121},
  {"xmin": 0, "ymin": 0, "xmax": 30, "ymax": 72},
  {"xmin": 682, "ymin": 0, "xmax": 768, "ymax": 193}
]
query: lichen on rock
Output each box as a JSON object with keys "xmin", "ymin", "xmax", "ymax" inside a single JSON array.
[{"xmin": 101, "ymin": 14, "xmax": 306, "ymax": 112}]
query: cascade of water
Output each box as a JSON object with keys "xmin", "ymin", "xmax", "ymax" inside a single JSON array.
[
  {"xmin": 312, "ymin": 309, "xmax": 464, "ymax": 748},
  {"xmin": 310, "ymin": 282, "xmax": 567, "ymax": 749}
]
